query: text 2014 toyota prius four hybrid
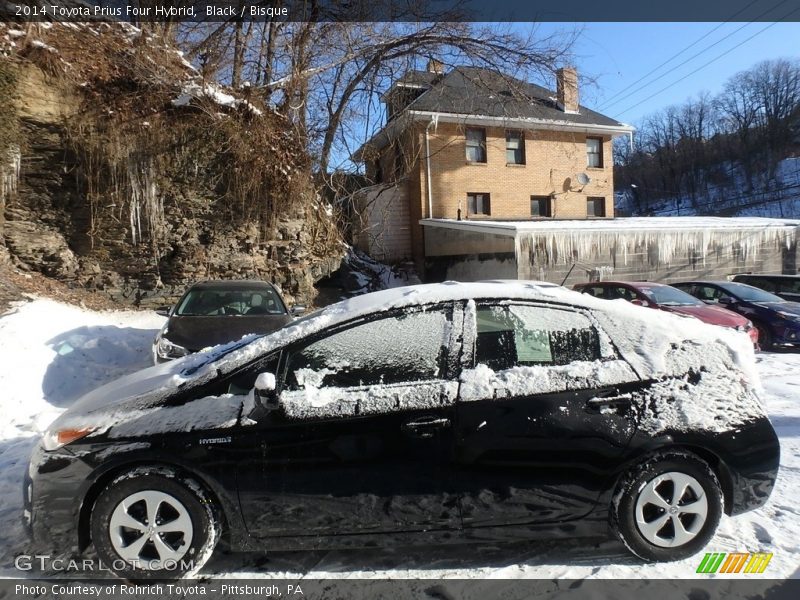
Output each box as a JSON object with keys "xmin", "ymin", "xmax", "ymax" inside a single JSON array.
[{"xmin": 25, "ymin": 281, "xmax": 779, "ymax": 579}]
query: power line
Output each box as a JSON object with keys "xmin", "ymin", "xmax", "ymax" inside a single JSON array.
[
  {"xmin": 612, "ymin": 7, "xmax": 800, "ymax": 119},
  {"xmin": 597, "ymin": 0, "xmax": 763, "ymax": 111}
]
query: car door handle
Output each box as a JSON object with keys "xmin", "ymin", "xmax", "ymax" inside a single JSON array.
[
  {"xmin": 586, "ymin": 392, "xmax": 632, "ymax": 409},
  {"xmin": 401, "ymin": 416, "xmax": 451, "ymax": 438}
]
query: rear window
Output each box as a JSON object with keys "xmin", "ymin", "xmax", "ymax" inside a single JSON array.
[{"xmin": 176, "ymin": 287, "xmax": 286, "ymax": 316}]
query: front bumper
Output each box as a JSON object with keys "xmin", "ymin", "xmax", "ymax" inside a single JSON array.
[
  {"xmin": 773, "ymin": 321, "xmax": 800, "ymax": 346},
  {"xmin": 24, "ymin": 442, "xmax": 89, "ymax": 555}
]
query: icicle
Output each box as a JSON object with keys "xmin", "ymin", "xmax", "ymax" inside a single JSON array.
[
  {"xmin": 1, "ymin": 145, "xmax": 21, "ymax": 202},
  {"xmin": 515, "ymin": 220, "xmax": 798, "ymax": 269},
  {"xmin": 127, "ymin": 157, "xmax": 163, "ymax": 247}
]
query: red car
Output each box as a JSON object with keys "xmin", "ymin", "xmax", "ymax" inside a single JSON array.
[{"xmin": 573, "ymin": 281, "xmax": 759, "ymax": 345}]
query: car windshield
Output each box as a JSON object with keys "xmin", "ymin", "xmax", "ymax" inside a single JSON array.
[
  {"xmin": 638, "ymin": 285, "xmax": 703, "ymax": 307},
  {"xmin": 723, "ymin": 283, "xmax": 784, "ymax": 303},
  {"xmin": 175, "ymin": 287, "xmax": 286, "ymax": 316}
]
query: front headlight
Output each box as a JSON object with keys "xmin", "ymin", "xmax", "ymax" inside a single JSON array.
[
  {"xmin": 41, "ymin": 427, "xmax": 96, "ymax": 452},
  {"xmin": 156, "ymin": 336, "xmax": 189, "ymax": 360}
]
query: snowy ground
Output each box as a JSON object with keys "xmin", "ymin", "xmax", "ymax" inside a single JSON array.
[{"xmin": 0, "ymin": 298, "xmax": 798, "ymax": 580}]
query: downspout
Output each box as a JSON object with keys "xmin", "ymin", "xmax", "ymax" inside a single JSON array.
[{"xmin": 425, "ymin": 116, "xmax": 438, "ymax": 218}]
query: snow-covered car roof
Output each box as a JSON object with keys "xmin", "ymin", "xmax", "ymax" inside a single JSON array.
[
  {"xmin": 180, "ymin": 280, "xmax": 757, "ymax": 387},
  {"xmin": 50, "ymin": 280, "xmax": 760, "ymax": 439}
]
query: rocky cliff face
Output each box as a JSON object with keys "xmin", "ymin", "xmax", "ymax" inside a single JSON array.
[{"xmin": 1, "ymin": 22, "xmax": 343, "ymax": 308}]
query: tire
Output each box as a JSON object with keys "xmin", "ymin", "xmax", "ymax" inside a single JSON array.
[
  {"xmin": 610, "ymin": 451, "xmax": 723, "ymax": 562},
  {"xmin": 90, "ymin": 467, "xmax": 219, "ymax": 580},
  {"xmin": 754, "ymin": 322, "xmax": 773, "ymax": 351}
]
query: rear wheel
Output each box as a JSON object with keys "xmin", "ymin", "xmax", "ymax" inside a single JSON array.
[
  {"xmin": 90, "ymin": 467, "xmax": 219, "ymax": 580},
  {"xmin": 611, "ymin": 451, "xmax": 723, "ymax": 562}
]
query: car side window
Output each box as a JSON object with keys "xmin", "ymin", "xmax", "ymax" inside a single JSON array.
[
  {"xmin": 613, "ymin": 286, "xmax": 636, "ymax": 301},
  {"xmin": 285, "ymin": 307, "xmax": 453, "ymax": 390},
  {"xmin": 695, "ymin": 285, "xmax": 721, "ymax": 302},
  {"xmin": 475, "ymin": 305, "xmax": 601, "ymax": 371},
  {"xmin": 583, "ymin": 286, "xmax": 605, "ymax": 298}
]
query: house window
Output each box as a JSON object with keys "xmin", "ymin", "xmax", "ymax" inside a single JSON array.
[
  {"xmin": 506, "ymin": 130, "xmax": 525, "ymax": 165},
  {"xmin": 586, "ymin": 137, "xmax": 603, "ymax": 168},
  {"xmin": 530, "ymin": 195, "xmax": 551, "ymax": 217},
  {"xmin": 465, "ymin": 128, "xmax": 487, "ymax": 163},
  {"xmin": 467, "ymin": 193, "xmax": 491, "ymax": 216},
  {"xmin": 587, "ymin": 197, "xmax": 606, "ymax": 217}
]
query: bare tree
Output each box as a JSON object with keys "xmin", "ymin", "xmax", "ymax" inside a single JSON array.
[{"xmin": 173, "ymin": 4, "xmax": 577, "ymax": 176}]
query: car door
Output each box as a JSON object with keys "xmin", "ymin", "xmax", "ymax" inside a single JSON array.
[
  {"xmin": 237, "ymin": 303, "xmax": 464, "ymax": 538},
  {"xmin": 454, "ymin": 301, "xmax": 644, "ymax": 528}
]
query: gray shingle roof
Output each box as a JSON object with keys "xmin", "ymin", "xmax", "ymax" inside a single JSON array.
[
  {"xmin": 405, "ymin": 67, "xmax": 626, "ymax": 127},
  {"xmin": 354, "ymin": 66, "xmax": 630, "ymax": 160}
]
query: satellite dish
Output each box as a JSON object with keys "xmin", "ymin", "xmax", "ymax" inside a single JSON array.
[{"xmin": 576, "ymin": 172, "xmax": 591, "ymax": 186}]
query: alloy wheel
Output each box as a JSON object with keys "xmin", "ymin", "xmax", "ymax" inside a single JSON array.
[
  {"xmin": 108, "ymin": 490, "xmax": 194, "ymax": 568},
  {"xmin": 634, "ymin": 471, "xmax": 709, "ymax": 548}
]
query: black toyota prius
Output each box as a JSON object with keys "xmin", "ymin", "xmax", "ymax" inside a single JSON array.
[{"xmin": 25, "ymin": 281, "xmax": 780, "ymax": 579}]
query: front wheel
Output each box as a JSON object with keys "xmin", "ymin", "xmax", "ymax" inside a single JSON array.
[
  {"xmin": 90, "ymin": 467, "xmax": 219, "ymax": 580},
  {"xmin": 611, "ymin": 451, "xmax": 723, "ymax": 562}
]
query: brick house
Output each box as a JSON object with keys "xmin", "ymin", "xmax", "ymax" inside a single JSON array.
[{"xmin": 352, "ymin": 63, "xmax": 634, "ymax": 273}]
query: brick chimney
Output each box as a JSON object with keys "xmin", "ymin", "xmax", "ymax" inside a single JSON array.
[{"xmin": 556, "ymin": 67, "xmax": 579, "ymax": 113}]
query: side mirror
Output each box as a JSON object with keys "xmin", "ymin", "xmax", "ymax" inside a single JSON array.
[
  {"xmin": 631, "ymin": 299, "xmax": 650, "ymax": 307},
  {"xmin": 718, "ymin": 297, "xmax": 734, "ymax": 305},
  {"xmin": 155, "ymin": 306, "xmax": 172, "ymax": 317},
  {"xmin": 254, "ymin": 372, "xmax": 278, "ymax": 409},
  {"xmin": 290, "ymin": 304, "xmax": 307, "ymax": 316}
]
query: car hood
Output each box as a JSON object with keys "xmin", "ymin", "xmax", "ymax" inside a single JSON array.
[
  {"xmin": 46, "ymin": 356, "xmax": 248, "ymax": 441},
  {"xmin": 164, "ymin": 314, "xmax": 292, "ymax": 351},
  {"xmin": 665, "ymin": 304, "xmax": 749, "ymax": 327},
  {"xmin": 751, "ymin": 301, "xmax": 800, "ymax": 316}
]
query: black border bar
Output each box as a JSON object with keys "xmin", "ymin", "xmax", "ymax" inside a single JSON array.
[{"xmin": 3, "ymin": 0, "xmax": 800, "ymax": 23}]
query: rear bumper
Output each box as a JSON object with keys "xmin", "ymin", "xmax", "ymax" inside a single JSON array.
[{"xmin": 723, "ymin": 417, "xmax": 781, "ymax": 516}]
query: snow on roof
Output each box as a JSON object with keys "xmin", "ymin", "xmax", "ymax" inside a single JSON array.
[{"xmin": 423, "ymin": 216, "xmax": 800, "ymax": 236}]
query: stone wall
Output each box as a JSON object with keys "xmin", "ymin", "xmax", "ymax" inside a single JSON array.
[{"xmin": 1, "ymin": 65, "xmax": 343, "ymax": 309}]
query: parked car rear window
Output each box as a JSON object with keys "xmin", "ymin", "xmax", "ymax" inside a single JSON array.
[
  {"xmin": 722, "ymin": 283, "xmax": 784, "ymax": 303},
  {"xmin": 176, "ymin": 288, "xmax": 285, "ymax": 316},
  {"xmin": 638, "ymin": 285, "xmax": 703, "ymax": 306},
  {"xmin": 475, "ymin": 305, "xmax": 600, "ymax": 370}
]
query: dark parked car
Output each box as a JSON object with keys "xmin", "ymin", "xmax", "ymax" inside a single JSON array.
[
  {"xmin": 27, "ymin": 282, "xmax": 778, "ymax": 579},
  {"xmin": 153, "ymin": 280, "xmax": 302, "ymax": 363},
  {"xmin": 731, "ymin": 274, "xmax": 800, "ymax": 303},
  {"xmin": 673, "ymin": 280, "xmax": 800, "ymax": 350},
  {"xmin": 573, "ymin": 281, "xmax": 758, "ymax": 345}
]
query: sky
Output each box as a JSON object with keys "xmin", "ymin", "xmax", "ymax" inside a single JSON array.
[{"xmin": 538, "ymin": 21, "xmax": 800, "ymax": 126}]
